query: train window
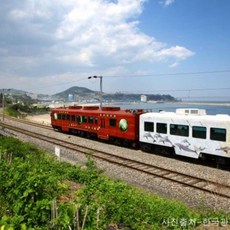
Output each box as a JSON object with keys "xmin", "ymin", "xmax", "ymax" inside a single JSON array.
[
  {"xmin": 88, "ymin": 116, "xmax": 94, "ymax": 124},
  {"xmin": 57, "ymin": 114, "xmax": 61, "ymax": 120},
  {"xmin": 83, "ymin": 116, "xmax": 87, "ymax": 123},
  {"xmin": 192, "ymin": 126, "xmax": 206, "ymax": 139},
  {"xmin": 110, "ymin": 118, "xmax": 116, "ymax": 127},
  {"xmin": 170, "ymin": 124, "xmax": 189, "ymax": 137},
  {"xmin": 76, "ymin": 115, "xmax": 83, "ymax": 124},
  {"xmin": 210, "ymin": 128, "xmax": 226, "ymax": 142},
  {"xmin": 66, "ymin": 114, "xmax": 70, "ymax": 121},
  {"xmin": 61, "ymin": 114, "xmax": 66, "ymax": 120},
  {"xmin": 71, "ymin": 115, "xmax": 75, "ymax": 121},
  {"xmin": 53, "ymin": 113, "xmax": 58, "ymax": 121},
  {"xmin": 157, "ymin": 123, "xmax": 167, "ymax": 134},
  {"xmin": 95, "ymin": 117, "xmax": 98, "ymax": 124},
  {"xmin": 144, "ymin": 122, "xmax": 154, "ymax": 132}
]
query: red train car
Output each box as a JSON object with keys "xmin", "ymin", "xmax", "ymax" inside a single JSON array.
[{"xmin": 51, "ymin": 106, "xmax": 144, "ymax": 147}]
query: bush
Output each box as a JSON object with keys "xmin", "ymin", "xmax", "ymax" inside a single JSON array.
[{"xmin": 0, "ymin": 137, "xmax": 229, "ymax": 229}]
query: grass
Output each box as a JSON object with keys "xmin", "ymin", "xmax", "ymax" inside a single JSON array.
[{"xmin": 0, "ymin": 136, "xmax": 229, "ymax": 229}]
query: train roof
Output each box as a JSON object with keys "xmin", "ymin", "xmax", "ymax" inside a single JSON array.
[
  {"xmin": 141, "ymin": 108, "xmax": 230, "ymax": 121},
  {"xmin": 51, "ymin": 105, "xmax": 144, "ymax": 115}
]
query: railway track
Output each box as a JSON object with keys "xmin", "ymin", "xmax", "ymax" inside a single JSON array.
[
  {"xmin": 2, "ymin": 114, "xmax": 53, "ymax": 130},
  {"xmin": 1, "ymin": 120, "xmax": 230, "ymax": 200}
]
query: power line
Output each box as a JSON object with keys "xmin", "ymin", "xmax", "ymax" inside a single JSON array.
[
  {"xmin": 11, "ymin": 69, "xmax": 230, "ymax": 93},
  {"xmin": 23, "ymin": 77, "xmax": 88, "ymax": 92},
  {"xmin": 120, "ymin": 87, "xmax": 230, "ymax": 94},
  {"xmin": 104, "ymin": 69, "xmax": 230, "ymax": 78},
  {"xmin": 178, "ymin": 96, "xmax": 230, "ymax": 100}
]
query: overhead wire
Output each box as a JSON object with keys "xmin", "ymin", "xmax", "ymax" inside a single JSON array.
[
  {"xmin": 119, "ymin": 87, "xmax": 230, "ymax": 94},
  {"xmin": 103, "ymin": 69, "xmax": 230, "ymax": 78},
  {"xmin": 12, "ymin": 69, "xmax": 230, "ymax": 98},
  {"xmin": 22, "ymin": 76, "xmax": 88, "ymax": 93}
]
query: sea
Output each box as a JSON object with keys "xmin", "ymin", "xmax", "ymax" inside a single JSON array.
[{"xmin": 107, "ymin": 101, "xmax": 230, "ymax": 115}]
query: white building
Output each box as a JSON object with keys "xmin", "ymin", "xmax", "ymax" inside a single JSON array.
[{"xmin": 141, "ymin": 95, "xmax": 147, "ymax": 102}]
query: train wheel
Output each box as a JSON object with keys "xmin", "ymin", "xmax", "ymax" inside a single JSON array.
[
  {"xmin": 158, "ymin": 146, "xmax": 174, "ymax": 156},
  {"xmin": 114, "ymin": 138, "xmax": 123, "ymax": 146},
  {"xmin": 216, "ymin": 157, "xmax": 228, "ymax": 168},
  {"xmin": 131, "ymin": 141, "xmax": 137, "ymax": 149},
  {"xmin": 140, "ymin": 143, "xmax": 152, "ymax": 152},
  {"xmin": 123, "ymin": 139, "xmax": 129, "ymax": 147},
  {"xmin": 79, "ymin": 131, "xmax": 86, "ymax": 137}
]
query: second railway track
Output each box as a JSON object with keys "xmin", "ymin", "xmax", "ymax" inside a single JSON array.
[{"xmin": 1, "ymin": 120, "xmax": 230, "ymax": 201}]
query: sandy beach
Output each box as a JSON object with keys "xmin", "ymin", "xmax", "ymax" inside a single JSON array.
[{"xmin": 26, "ymin": 113, "xmax": 51, "ymax": 125}]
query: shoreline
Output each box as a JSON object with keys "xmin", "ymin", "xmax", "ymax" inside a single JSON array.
[
  {"xmin": 172, "ymin": 101, "xmax": 230, "ymax": 107},
  {"xmin": 48, "ymin": 101, "xmax": 230, "ymax": 109},
  {"xmin": 24, "ymin": 101, "xmax": 230, "ymax": 124}
]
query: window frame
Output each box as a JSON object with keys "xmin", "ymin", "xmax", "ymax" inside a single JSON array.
[
  {"xmin": 88, "ymin": 116, "xmax": 94, "ymax": 124},
  {"xmin": 76, "ymin": 115, "xmax": 83, "ymax": 124},
  {"xmin": 82, "ymin": 116, "xmax": 87, "ymax": 123},
  {"xmin": 210, "ymin": 127, "xmax": 226, "ymax": 142},
  {"xmin": 71, "ymin": 115, "xmax": 75, "ymax": 122},
  {"xmin": 109, "ymin": 118, "xmax": 116, "ymax": 127},
  {"xmin": 156, "ymin": 122, "xmax": 167, "ymax": 134},
  {"xmin": 61, "ymin": 114, "xmax": 66, "ymax": 120},
  {"xmin": 192, "ymin": 126, "xmax": 207, "ymax": 139},
  {"xmin": 144, "ymin": 122, "xmax": 154, "ymax": 132},
  {"xmin": 170, "ymin": 124, "xmax": 189, "ymax": 137}
]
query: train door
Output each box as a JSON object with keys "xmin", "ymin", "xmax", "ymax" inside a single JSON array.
[
  {"xmin": 101, "ymin": 118, "xmax": 105, "ymax": 128},
  {"xmin": 98, "ymin": 118, "xmax": 109, "ymax": 140},
  {"xmin": 61, "ymin": 113, "xmax": 70, "ymax": 132},
  {"xmin": 66, "ymin": 114, "xmax": 70, "ymax": 127}
]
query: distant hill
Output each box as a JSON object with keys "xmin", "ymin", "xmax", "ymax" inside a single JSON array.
[
  {"xmin": 0, "ymin": 86, "xmax": 177, "ymax": 103},
  {"xmin": 53, "ymin": 86, "xmax": 94, "ymax": 99},
  {"xmin": 103, "ymin": 93, "xmax": 176, "ymax": 102},
  {"xmin": 0, "ymin": 88, "xmax": 50, "ymax": 104},
  {"xmin": 52, "ymin": 86, "xmax": 177, "ymax": 102},
  {"xmin": 0, "ymin": 88, "xmax": 27, "ymax": 95}
]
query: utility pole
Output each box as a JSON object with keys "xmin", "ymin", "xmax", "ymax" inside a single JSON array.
[
  {"xmin": 88, "ymin": 76, "xmax": 103, "ymax": 108},
  {"xmin": 2, "ymin": 90, "xmax": 5, "ymax": 121}
]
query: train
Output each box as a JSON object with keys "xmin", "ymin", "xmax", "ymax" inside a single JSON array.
[{"xmin": 51, "ymin": 106, "xmax": 230, "ymax": 166}]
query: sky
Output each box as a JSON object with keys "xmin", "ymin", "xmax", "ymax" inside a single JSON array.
[{"xmin": 0, "ymin": 0, "xmax": 230, "ymax": 100}]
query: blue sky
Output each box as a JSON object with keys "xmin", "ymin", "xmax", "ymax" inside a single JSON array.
[{"xmin": 0, "ymin": 0, "xmax": 229, "ymax": 100}]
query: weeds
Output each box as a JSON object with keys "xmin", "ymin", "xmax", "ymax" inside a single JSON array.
[{"xmin": 0, "ymin": 136, "xmax": 229, "ymax": 229}]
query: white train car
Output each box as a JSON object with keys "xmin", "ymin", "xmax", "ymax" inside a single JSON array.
[{"xmin": 139, "ymin": 108, "xmax": 230, "ymax": 164}]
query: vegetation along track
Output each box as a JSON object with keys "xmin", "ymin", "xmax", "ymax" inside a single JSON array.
[{"xmin": 1, "ymin": 119, "xmax": 230, "ymax": 200}]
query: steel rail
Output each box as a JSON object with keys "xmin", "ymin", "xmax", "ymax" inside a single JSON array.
[{"xmin": 1, "ymin": 121, "xmax": 230, "ymax": 200}]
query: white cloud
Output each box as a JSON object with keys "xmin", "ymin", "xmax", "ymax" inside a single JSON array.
[
  {"xmin": 157, "ymin": 45, "xmax": 194, "ymax": 60},
  {"xmin": 155, "ymin": 45, "xmax": 195, "ymax": 67},
  {"xmin": 161, "ymin": 0, "xmax": 175, "ymax": 7},
  {"xmin": 0, "ymin": 0, "xmax": 194, "ymax": 93}
]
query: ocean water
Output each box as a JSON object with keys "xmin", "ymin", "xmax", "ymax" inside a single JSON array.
[{"xmin": 111, "ymin": 102, "xmax": 230, "ymax": 115}]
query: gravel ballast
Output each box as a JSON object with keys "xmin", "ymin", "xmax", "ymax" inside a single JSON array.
[{"xmin": 2, "ymin": 115, "xmax": 230, "ymax": 213}]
